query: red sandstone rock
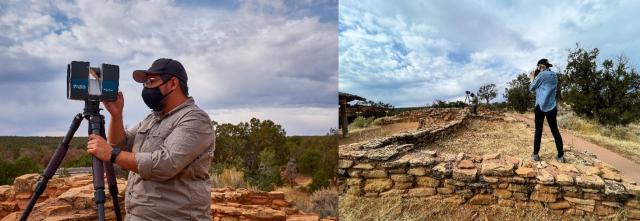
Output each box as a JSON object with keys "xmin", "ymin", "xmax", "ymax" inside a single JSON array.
[{"xmin": 0, "ymin": 174, "xmax": 321, "ymax": 221}]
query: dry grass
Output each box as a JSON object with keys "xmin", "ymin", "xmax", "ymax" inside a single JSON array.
[
  {"xmin": 276, "ymin": 186, "xmax": 312, "ymax": 212},
  {"xmin": 340, "ymin": 122, "xmax": 418, "ymax": 146},
  {"xmin": 310, "ymin": 187, "xmax": 338, "ymax": 218},
  {"xmin": 522, "ymin": 109, "xmax": 640, "ymax": 165},
  {"xmin": 276, "ymin": 186, "xmax": 339, "ymax": 218},
  {"xmin": 212, "ymin": 168, "xmax": 254, "ymax": 189},
  {"xmin": 423, "ymin": 117, "xmax": 585, "ymax": 163},
  {"xmin": 339, "ymin": 195, "xmax": 618, "ymax": 221}
]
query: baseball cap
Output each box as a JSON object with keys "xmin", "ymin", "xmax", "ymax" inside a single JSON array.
[
  {"xmin": 537, "ymin": 58, "xmax": 553, "ymax": 68},
  {"xmin": 132, "ymin": 58, "xmax": 188, "ymax": 83}
]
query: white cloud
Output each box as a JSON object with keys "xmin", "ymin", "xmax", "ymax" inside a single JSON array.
[
  {"xmin": 339, "ymin": 0, "xmax": 640, "ymax": 107},
  {"xmin": 0, "ymin": 0, "xmax": 337, "ymax": 136}
]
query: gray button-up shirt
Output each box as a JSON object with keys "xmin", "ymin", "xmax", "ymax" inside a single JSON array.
[{"xmin": 114, "ymin": 98, "xmax": 214, "ymax": 220}]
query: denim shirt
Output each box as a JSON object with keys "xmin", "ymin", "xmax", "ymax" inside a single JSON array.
[{"xmin": 529, "ymin": 68, "xmax": 558, "ymax": 112}]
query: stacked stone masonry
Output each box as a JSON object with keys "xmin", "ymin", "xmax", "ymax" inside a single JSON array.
[
  {"xmin": 0, "ymin": 174, "xmax": 325, "ymax": 221},
  {"xmin": 338, "ymin": 108, "xmax": 640, "ymax": 219}
]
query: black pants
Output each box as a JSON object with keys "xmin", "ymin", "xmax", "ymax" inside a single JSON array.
[{"xmin": 534, "ymin": 105, "xmax": 564, "ymax": 157}]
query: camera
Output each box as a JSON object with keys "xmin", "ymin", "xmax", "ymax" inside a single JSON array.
[{"xmin": 67, "ymin": 61, "xmax": 119, "ymax": 101}]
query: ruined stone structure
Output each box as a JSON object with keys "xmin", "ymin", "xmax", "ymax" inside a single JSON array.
[
  {"xmin": 338, "ymin": 108, "xmax": 640, "ymax": 219},
  {"xmin": 212, "ymin": 188, "xmax": 321, "ymax": 221},
  {"xmin": 0, "ymin": 174, "xmax": 326, "ymax": 221}
]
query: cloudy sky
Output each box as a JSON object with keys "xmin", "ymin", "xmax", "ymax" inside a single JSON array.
[
  {"xmin": 0, "ymin": 0, "xmax": 338, "ymax": 136},
  {"xmin": 340, "ymin": 0, "xmax": 640, "ymax": 107}
]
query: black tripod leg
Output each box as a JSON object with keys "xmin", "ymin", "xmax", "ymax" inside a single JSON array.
[
  {"xmin": 100, "ymin": 116, "xmax": 122, "ymax": 221},
  {"xmin": 88, "ymin": 115, "xmax": 106, "ymax": 221},
  {"xmin": 104, "ymin": 162, "xmax": 121, "ymax": 220},
  {"xmin": 20, "ymin": 114, "xmax": 83, "ymax": 221}
]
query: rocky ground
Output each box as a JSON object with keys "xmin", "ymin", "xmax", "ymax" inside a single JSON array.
[
  {"xmin": 0, "ymin": 173, "xmax": 331, "ymax": 221},
  {"xmin": 424, "ymin": 113, "xmax": 601, "ymax": 165},
  {"xmin": 338, "ymin": 108, "xmax": 640, "ymax": 220}
]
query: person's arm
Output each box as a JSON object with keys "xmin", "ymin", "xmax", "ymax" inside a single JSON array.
[
  {"xmin": 103, "ymin": 91, "xmax": 126, "ymax": 146},
  {"xmin": 115, "ymin": 151, "xmax": 138, "ymax": 172},
  {"xmin": 103, "ymin": 91, "xmax": 142, "ymax": 152},
  {"xmin": 87, "ymin": 134, "xmax": 138, "ymax": 172},
  {"xmin": 108, "ymin": 114, "xmax": 126, "ymax": 146},
  {"xmin": 529, "ymin": 71, "xmax": 546, "ymax": 91}
]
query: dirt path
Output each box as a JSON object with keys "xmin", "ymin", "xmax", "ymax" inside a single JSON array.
[{"xmin": 509, "ymin": 113, "xmax": 640, "ymax": 183}]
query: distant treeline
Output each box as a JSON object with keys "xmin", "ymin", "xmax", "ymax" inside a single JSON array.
[
  {"xmin": 0, "ymin": 136, "xmax": 94, "ymax": 185},
  {"xmin": 0, "ymin": 119, "xmax": 338, "ymax": 189}
]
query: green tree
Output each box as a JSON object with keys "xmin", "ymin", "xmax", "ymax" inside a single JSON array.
[
  {"xmin": 504, "ymin": 73, "xmax": 535, "ymax": 113},
  {"xmin": 477, "ymin": 83, "xmax": 497, "ymax": 104},
  {"xmin": 562, "ymin": 44, "xmax": 640, "ymax": 125},
  {"xmin": 214, "ymin": 118, "xmax": 287, "ymax": 180},
  {"xmin": 256, "ymin": 148, "xmax": 282, "ymax": 191},
  {"xmin": 214, "ymin": 123, "xmax": 247, "ymax": 168},
  {"xmin": 212, "ymin": 118, "xmax": 337, "ymax": 190}
]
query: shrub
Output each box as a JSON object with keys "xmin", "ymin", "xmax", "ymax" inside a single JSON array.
[
  {"xmin": 256, "ymin": 148, "xmax": 282, "ymax": 191},
  {"xmin": 298, "ymin": 150, "xmax": 321, "ymax": 175},
  {"xmin": 0, "ymin": 156, "xmax": 42, "ymax": 185},
  {"xmin": 310, "ymin": 188, "xmax": 338, "ymax": 218},
  {"xmin": 309, "ymin": 169, "xmax": 330, "ymax": 192},
  {"xmin": 349, "ymin": 116, "xmax": 375, "ymax": 129},
  {"xmin": 281, "ymin": 158, "xmax": 297, "ymax": 186},
  {"xmin": 63, "ymin": 154, "xmax": 93, "ymax": 168}
]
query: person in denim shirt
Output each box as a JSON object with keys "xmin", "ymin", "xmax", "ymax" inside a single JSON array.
[{"xmin": 529, "ymin": 58, "xmax": 564, "ymax": 163}]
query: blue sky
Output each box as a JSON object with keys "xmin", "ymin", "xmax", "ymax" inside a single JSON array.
[
  {"xmin": 339, "ymin": 0, "xmax": 640, "ymax": 107},
  {"xmin": 0, "ymin": 0, "xmax": 337, "ymax": 136}
]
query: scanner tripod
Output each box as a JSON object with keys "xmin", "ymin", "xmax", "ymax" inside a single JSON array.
[{"xmin": 20, "ymin": 100, "xmax": 122, "ymax": 221}]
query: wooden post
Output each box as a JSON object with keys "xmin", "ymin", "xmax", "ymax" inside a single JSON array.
[{"xmin": 340, "ymin": 98, "xmax": 348, "ymax": 137}]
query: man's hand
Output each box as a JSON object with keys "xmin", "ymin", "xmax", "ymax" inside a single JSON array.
[
  {"xmin": 87, "ymin": 134, "xmax": 113, "ymax": 162},
  {"xmin": 103, "ymin": 91, "xmax": 124, "ymax": 117}
]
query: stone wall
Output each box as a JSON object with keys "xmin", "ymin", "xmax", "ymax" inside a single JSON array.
[
  {"xmin": 339, "ymin": 108, "xmax": 469, "ymax": 162},
  {"xmin": 338, "ymin": 108, "xmax": 640, "ymax": 219},
  {"xmin": 0, "ymin": 174, "xmax": 325, "ymax": 221},
  {"xmin": 212, "ymin": 187, "xmax": 321, "ymax": 221}
]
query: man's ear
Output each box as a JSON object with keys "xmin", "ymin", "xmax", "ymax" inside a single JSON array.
[{"xmin": 170, "ymin": 77, "xmax": 179, "ymax": 90}]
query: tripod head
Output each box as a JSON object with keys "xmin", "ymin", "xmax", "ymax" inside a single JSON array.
[{"xmin": 83, "ymin": 100, "xmax": 105, "ymax": 136}]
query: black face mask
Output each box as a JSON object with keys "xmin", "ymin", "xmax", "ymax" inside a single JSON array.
[{"xmin": 141, "ymin": 82, "xmax": 174, "ymax": 111}]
